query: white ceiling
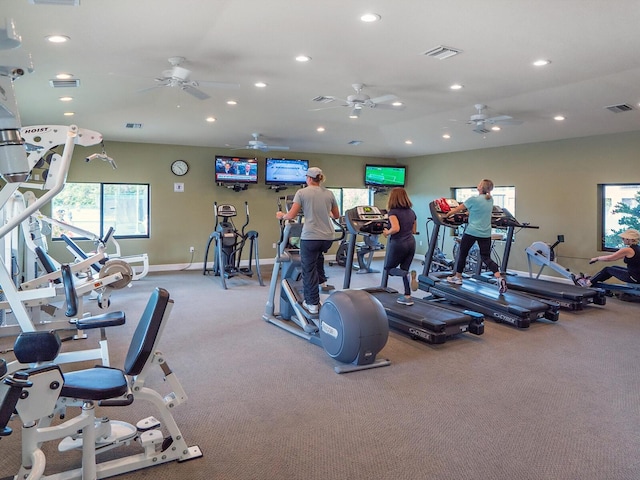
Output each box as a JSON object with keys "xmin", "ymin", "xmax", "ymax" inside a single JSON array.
[{"xmin": 2, "ymin": 0, "xmax": 640, "ymax": 159}]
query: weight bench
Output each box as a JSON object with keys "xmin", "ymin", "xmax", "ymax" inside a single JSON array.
[{"xmin": 0, "ymin": 285, "xmax": 202, "ymax": 479}]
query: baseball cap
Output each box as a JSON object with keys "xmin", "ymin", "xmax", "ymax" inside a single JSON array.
[{"xmin": 306, "ymin": 167, "xmax": 322, "ymax": 178}]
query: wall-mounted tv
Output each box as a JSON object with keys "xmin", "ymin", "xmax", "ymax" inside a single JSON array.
[
  {"xmin": 215, "ymin": 156, "xmax": 258, "ymax": 184},
  {"xmin": 265, "ymin": 158, "xmax": 309, "ymax": 186},
  {"xmin": 364, "ymin": 164, "xmax": 406, "ymax": 187}
]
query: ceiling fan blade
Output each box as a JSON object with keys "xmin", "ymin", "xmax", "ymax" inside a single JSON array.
[
  {"xmin": 197, "ymin": 80, "xmax": 240, "ymax": 89},
  {"xmin": 486, "ymin": 115, "xmax": 523, "ymax": 126},
  {"xmin": 309, "ymin": 104, "xmax": 349, "ymax": 111},
  {"xmin": 369, "ymin": 94, "xmax": 397, "ymax": 104},
  {"xmin": 370, "ymin": 102, "xmax": 405, "ymax": 110},
  {"xmin": 137, "ymin": 84, "xmax": 165, "ymax": 94},
  {"xmin": 264, "ymin": 145, "xmax": 290, "ymax": 151},
  {"xmin": 182, "ymin": 85, "xmax": 210, "ymax": 100}
]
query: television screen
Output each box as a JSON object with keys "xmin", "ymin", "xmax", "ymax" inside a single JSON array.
[
  {"xmin": 364, "ymin": 164, "xmax": 406, "ymax": 187},
  {"xmin": 215, "ymin": 156, "xmax": 258, "ymax": 184},
  {"xmin": 265, "ymin": 158, "xmax": 309, "ymax": 186}
]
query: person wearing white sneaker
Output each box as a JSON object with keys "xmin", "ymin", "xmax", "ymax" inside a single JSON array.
[
  {"xmin": 276, "ymin": 167, "xmax": 340, "ymax": 315},
  {"xmin": 445, "ymin": 179, "xmax": 507, "ymax": 294},
  {"xmin": 382, "ymin": 188, "xmax": 417, "ymax": 306}
]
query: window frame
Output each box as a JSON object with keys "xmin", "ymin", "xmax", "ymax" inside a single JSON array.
[
  {"xmin": 598, "ymin": 183, "xmax": 640, "ymax": 252},
  {"xmin": 50, "ymin": 182, "xmax": 150, "ymax": 241}
]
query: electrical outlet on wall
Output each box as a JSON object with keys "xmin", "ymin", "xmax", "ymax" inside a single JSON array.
[{"xmin": 189, "ymin": 246, "xmax": 195, "ymax": 253}]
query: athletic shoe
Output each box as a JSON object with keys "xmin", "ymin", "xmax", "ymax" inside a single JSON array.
[
  {"xmin": 498, "ymin": 277, "xmax": 508, "ymax": 294},
  {"xmin": 302, "ymin": 301, "xmax": 319, "ymax": 315},
  {"xmin": 320, "ymin": 283, "xmax": 335, "ymax": 292},
  {"xmin": 446, "ymin": 276, "xmax": 462, "ymax": 285},
  {"xmin": 576, "ymin": 275, "xmax": 592, "ymax": 287},
  {"xmin": 397, "ymin": 296, "xmax": 414, "ymax": 306},
  {"xmin": 410, "ymin": 270, "xmax": 419, "ymax": 291}
]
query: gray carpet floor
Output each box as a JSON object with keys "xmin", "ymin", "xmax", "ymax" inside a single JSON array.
[{"xmin": 1, "ymin": 260, "xmax": 639, "ymax": 480}]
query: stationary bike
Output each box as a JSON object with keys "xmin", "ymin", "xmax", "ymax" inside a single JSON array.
[
  {"xmin": 262, "ymin": 196, "xmax": 390, "ymax": 373},
  {"xmin": 203, "ymin": 201, "xmax": 264, "ymax": 289}
]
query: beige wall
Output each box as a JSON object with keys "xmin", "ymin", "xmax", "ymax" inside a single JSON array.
[
  {"xmin": 404, "ymin": 130, "xmax": 640, "ymax": 278},
  {"xmin": 47, "ymin": 129, "xmax": 640, "ymax": 280},
  {"xmin": 47, "ymin": 143, "xmax": 396, "ymax": 267}
]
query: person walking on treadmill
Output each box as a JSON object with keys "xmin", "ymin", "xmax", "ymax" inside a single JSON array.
[
  {"xmin": 445, "ymin": 178, "xmax": 508, "ymax": 294},
  {"xmin": 382, "ymin": 187, "xmax": 417, "ymax": 306},
  {"xmin": 582, "ymin": 228, "xmax": 640, "ymax": 286},
  {"xmin": 276, "ymin": 167, "xmax": 340, "ymax": 315}
]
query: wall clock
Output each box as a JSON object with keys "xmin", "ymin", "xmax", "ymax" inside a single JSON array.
[{"xmin": 171, "ymin": 160, "xmax": 189, "ymax": 176}]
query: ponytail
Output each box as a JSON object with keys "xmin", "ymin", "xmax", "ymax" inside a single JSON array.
[{"xmin": 480, "ymin": 179, "xmax": 494, "ymax": 200}]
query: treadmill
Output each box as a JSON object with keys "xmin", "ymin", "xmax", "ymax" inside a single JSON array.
[
  {"xmin": 418, "ymin": 199, "xmax": 560, "ymax": 329},
  {"xmin": 474, "ymin": 210, "xmax": 607, "ymax": 310},
  {"xmin": 343, "ymin": 206, "xmax": 484, "ymax": 344}
]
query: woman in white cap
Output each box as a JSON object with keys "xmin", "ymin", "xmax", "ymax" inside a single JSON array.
[
  {"xmin": 586, "ymin": 228, "xmax": 640, "ymax": 286},
  {"xmin": 276, "ymin": 167, "xmax": 340, "ymax": 315}
]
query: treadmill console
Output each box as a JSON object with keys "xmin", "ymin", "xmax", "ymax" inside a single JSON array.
[
  {"xmin": 491, "ymin": 206, "xmax": 523, "ymax": 228},
  {"xmin": 429, "ymin": 198, "xmax": 468, "ymax": 227},
  {"xmin": 345, "ymin": 206, "xmax": 388, "ymax": 235}
]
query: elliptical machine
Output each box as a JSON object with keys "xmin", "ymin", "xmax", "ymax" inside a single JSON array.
[
  {"xmin": 262, "ymin": 196, "xmax": 390, "ymax": 373},
  {"xmin": 203, "ymin": 201, "xmax": 263, "ymax": 289}
]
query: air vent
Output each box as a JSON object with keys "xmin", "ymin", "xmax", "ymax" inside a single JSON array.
[
  {"xmin": 348, "ymin": 140, "xmax": 362, "ymax": 146},
  {"xmin": 605, "ymin": 103, "xmax": 634, "ymax": 113},
  {"xmin": 473, "ymin": 128, "xmax": 491, "ymax": 135},
  {"xmin": 125, "ymin": 123, "xmax": 143, "ymax": 129},
  {"xmin": 312, "ymin": 96, "xmax": 335, "ymax": 103},
  {"xmin": 49, "ymin": 79, "xmax": 80, "ymax": 88},
  {"xmin": 422, "ymin": 45, "xmax": 462, "ymax": 60},
  {"xmin": 29, "ymin": 0, "xmax": 80, "ymax": 5}
]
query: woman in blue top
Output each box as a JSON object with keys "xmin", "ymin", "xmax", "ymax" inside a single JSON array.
[
  {"xmin": 382, "ymin": 187, "xmax": 417, "ymax": 305},
  {"xmin": 445, "ymin": 179, "xmax": 507, "ymax": 294}
]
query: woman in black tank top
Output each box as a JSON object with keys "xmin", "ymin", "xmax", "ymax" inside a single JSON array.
[{"xmin": 587, "ymin": 228, "xmax": 640, "ymax": 285}]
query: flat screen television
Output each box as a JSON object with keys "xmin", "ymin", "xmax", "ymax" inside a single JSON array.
[
  {"xmin": 215, "ymin": 156, "xmax": 258, "ymax": 184},
  {"xmin": 265, "ymin": 158, "xmax": 309, "ymax": 186},
  {"xmin": 364, "ymin": 164, "xmax": 406, "ymax": 187}
]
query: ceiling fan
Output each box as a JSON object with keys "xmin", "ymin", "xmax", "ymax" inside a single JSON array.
[
  {"xmin": 311, "ymin": 83, "xmax": 405, "ymax": 118},
  {"xmin": 141, "ymin": 56, "xmax": 239, "ymax": 100},
  {"xmin": 468, "ymin": 104, "xmax": 523, "ymax": 134},
  {"xmin": 231, "ymin": 133, "xmax": 290, "ymax": 152}
]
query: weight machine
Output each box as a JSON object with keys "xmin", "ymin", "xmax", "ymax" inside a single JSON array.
[{"xmin": 203, "ymin": 201, "xmax": 263, "ymax": 289}]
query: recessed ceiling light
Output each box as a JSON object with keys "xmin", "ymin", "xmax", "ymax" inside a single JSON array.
[
  {"xmin": 59, "ymin": 96, "xmax": 73, "ymax": 102},
  {"xmin": 295, "ymin": 55, "xmax": 311, "ymax": 62},
  {"xmin": 450, "ymin": 84, "xmax": 463, "ymax": 90},
  {"xmin": 63, "ymin": 112, "xmax": 74, "ymax": 116},
  {"xmin": 206, "ymin": 117, "xmax": 216, "ymax": 122},
  {"xmin": 226, "ymin": 100, "xmax": 237, "ymax": 105},
  {"xmin": 56, "ymin": 73, "xmax": 73, "ymax": 79},
  {"xmin": 533, "ymin": 59, "xmax": 551, "ymax": 67},
  {"xmin": 254, "ymin": 81, "xmax": 267, "ymax": 88},
  {"xmin": 360, "ymin": 13, "xmax": 381, "ymax": 22},
  {"xmin": 405, "ymin": 140, "xmax": 413, "ymax": 145},
  {"xmin": 554, "ymin": 115, "xmax": 565, "ymax": 121},
  {"xmin": 442, "ymin": 134, "xmax": 451, "ymax": 139},
  {"xmin": 316, "ymin": 127, "xmax": 325, "ymax": 132},
  {"xmin": 392, "ymin": 101, "xmax": 403, "ymax": 107},
  {"xmin": 491, "ymin": 126, "xmax": 501, "ymax": 131},
  {"xmin": 46, "ymin": 35, "xmax": 69, "ymax": 43}
]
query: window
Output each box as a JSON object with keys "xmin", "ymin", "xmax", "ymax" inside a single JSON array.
[
  {"xmin": 599, "ymin": 183, "xmax": 640, "ymax": 251},
  {"xmin": 452, "ymin": 185, "xmax": 516, "ymax": 215},
  {"xmin": 327, "ymin": 187, "xmax": 374, "ymax": 215},
  {"xmin": 51, "ymin": 183, "xmax": 150, "ymax": 239},
  {"xmin": 453, "ymin": 185, "xmax": 516, "ymax": 235}
]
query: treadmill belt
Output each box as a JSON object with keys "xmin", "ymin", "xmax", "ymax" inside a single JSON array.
[{"xmin": 364, "ymin": 288, "xmax": 472, "ymax": 329}]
